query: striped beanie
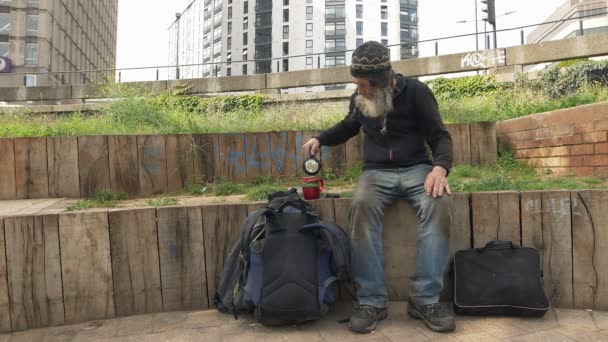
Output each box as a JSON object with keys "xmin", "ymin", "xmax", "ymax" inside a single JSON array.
[{"xmin": 350, "ymin": 41, "xmax": 393, "ymax": 87}]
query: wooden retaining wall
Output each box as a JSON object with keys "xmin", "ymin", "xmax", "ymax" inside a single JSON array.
[
  {"xmin": 0, "ymin": 189, "xmax": 605, "ymax": 332},
  {"xmin": 0, "ymin": 123, "xmax": 497, "ymax": 200}
]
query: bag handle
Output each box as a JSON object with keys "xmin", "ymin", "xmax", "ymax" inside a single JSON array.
[{"xmin": 482, "ymin": 240, "xmax": 515, "ymax": 250}]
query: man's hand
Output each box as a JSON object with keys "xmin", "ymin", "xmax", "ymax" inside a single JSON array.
[
  {"xmin": 302, "ymin": 138, "xmax": 321, "ymax": 156},
  {"xmin": 425, "ymin": 166, "xmax": 451, "ymax": 198}
]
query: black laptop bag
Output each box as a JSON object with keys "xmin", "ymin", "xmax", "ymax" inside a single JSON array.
[{"xmin": 453, "ymin": 240, "xmax": 550, "ymax": 317}]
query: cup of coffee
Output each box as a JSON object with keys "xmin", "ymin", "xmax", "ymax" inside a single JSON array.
[{"xmin": 301, "ymin": 176, "xmax": 325, "ymax": 200}]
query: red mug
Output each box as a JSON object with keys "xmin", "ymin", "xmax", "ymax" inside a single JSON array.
[{"xmin": 301, "ymin": 176, "xmax": 325, "ymax": 200}]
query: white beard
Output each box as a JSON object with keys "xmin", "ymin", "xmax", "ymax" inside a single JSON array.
[{"xmin": 354, "ymin": 87, "xmax": 394, "ymax": 119}]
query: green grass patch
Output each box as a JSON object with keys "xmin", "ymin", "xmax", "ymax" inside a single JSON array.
[
  {"xmin": 66, "ymin": 191, "xmax": 128, "ymax": 211},
  {"xmin": 145, "ymin": 198, "xmax": 178, "ymax": 207}
]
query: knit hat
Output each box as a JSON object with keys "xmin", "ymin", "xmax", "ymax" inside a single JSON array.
[{"xmin": 350, "ymin": 41, "xmax": 393, "ymax": 87}]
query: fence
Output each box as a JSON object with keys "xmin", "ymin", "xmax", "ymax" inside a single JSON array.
[
  {"xmin": 0, "ymin": 123, "xmax": 496, "ymax": 200},
  {"xmin": 0, "ymin": 189, "xmax": 605, "ymax": 333}
]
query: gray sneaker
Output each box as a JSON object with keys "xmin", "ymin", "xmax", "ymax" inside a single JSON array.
[
  {"xmin": 407, "ymin": 301, "xmax": 455, "ymax": 333},
  {"xmin": 348, "ymin": 304, "xmax": 388, "ymax": 333}
]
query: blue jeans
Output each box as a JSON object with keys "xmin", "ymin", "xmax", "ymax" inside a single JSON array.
[{"xmin": 348, "ymin": 163, "xmax": 451, "ymax": 308}]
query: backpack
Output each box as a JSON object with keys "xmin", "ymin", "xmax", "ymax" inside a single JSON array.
[{"xmin": 214, "ymin": 188, "xmax": 351, "ymax": 326}]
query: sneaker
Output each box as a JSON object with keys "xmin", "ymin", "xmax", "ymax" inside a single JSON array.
[
  {"xmin": 407, "ymin": 300, "xmax": 455, "ymax": 333},
  {"xmin": 348, "ymin": 304, "xmax": 388, "ymax": 333}
]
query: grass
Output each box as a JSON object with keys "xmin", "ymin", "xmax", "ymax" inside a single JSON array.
[
  {"xmin": 66, "ymin": 191, "xmax": 128, "ymax": 211},
  {"xmin": 145, "ymin": 198, "xmax": 178, "ymax": 207},
  {"xmin": 1, "ymin": 83, "xmax": 606, "ymax": 138}
]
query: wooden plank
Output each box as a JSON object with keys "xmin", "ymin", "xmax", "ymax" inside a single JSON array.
[
  {"xmin": 521, "ymin": 192, "xmax": 543, "ymax": 249},
  {"xmin": 332, "ymin": 198, "xmax": 351, "ymax": 231},
  {"xmin": 469, "ymin": 122, "xmax": 497, "ymax": 165},
  {"xmin": 14, "ymin": 137, "xmax": 49, "ymax": 199},
  {"xmin": 0, "ymin": 218, "xmax": 11, "ymax": 332},
  {"xmin": 202, "ymin": 204, "xmax": 248, "ymax": 307},
  {"xmin": 218, "ymin": 133, "xmax": 247, "ymax": 183},
  {"xmin": 344, "ymin": 132, "xmax": 363, "ymax": 170},
  {"xmin": 166, "ymin": 134, "xmax": 196, "ymax": 191},
  {"xmin": 246, "ymin": 202, "xmax": 266, "ymax": 214},
  {"xmin": 471, "ymin": 192, "xmax": 499, "ymax": 248},
  {"xmin": 4, "ymin": 215, "xmax": 64, "ymax": 330},
  {"xmin": 157, "ymin": 206, "xmax": 208, "ymax": 311},
  {"xmin": 311, "ymin": 199, "xmax": 336, "ymax": 222},
  {"xmin": 244, "ymin": 132, "xmax": 271, "ymax": 182},
  {"xmin": 269, "ymin": 131, "xmax": 297, "ymax": 178},
  {"xmin": 0, "ymin": 139, "xmax": 17, "ymax": 200},
  {"xmin": 193, "ymin": 134, "xmax": 219, "ymax": 183},
  {"xmin": 109, "ymin": 208, "xmax": 162, "ymax": 316},
  {"xmin": 447, "ymin": 124, "xmax": 471, "ymax": 166},
  {"xmin": 78, "ymin": 135, "xmax": 111, "ymax": 198},
  {"xmin": 137, "ymin": 135, "xmax": 167, "ymax": 196},
  {"xmin": 541, "ymin": 191, "xmax": 573, "ymax": 308},
  {"xmin": 47, "ymin": 136, "xmax": 80, "ymax": 198},
  {"xmin": 497, "ymin": 191, "xmax": 521, "ymax": 245},
  {"xmin": 572, "ymin": 190, "xmax": 608, "ymax": 310},
  {"xmin": 321, "ymin": 144, "xmax": 347, "ymax": 178},
  {"xmin": 108, "ymin": 135, "xmax": 139, "ymax": 195},
  {"xmin": 59, "ymin": 210, "xmax": 115, "ymax": 323},
  {"xmin": 442, "ymin": 192, "xmax": 472, "ymax": 301},
  {"xmin": 384, "ymin": 200, "xmax": 419, "ymax": 300}
]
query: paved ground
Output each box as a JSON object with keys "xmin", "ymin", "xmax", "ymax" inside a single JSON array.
[{"xmin": 1, "ymin": 302, "xmax": 608, "ymax": 341}]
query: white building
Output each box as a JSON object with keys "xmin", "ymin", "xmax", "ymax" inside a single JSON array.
[{"xmin": 168, "ymin": 0, "xmax": 419, "ymax": 81}]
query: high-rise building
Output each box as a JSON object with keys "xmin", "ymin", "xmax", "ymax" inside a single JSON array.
[
  {"xmin": 168, "ymin": 0, "xmax": 418, "ymax": 80},
  {"xmin": 0, "ymin": 0, "xmax": 119, "ymax": 87},
  {"xmin": 527, "ymin": 0, "xmax": 608, "ymax": 44}
]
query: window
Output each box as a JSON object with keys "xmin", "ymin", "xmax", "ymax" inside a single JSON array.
[
  {"xmin": 381, "ymin": 22, "xmax": 388, "ymax": 36},
  {"xmin": 228, "ymin": 7, "xmax": 232, "ymax": 19},
  {"xmin": 0, "ymin": 13, "xmax": 10, "ymax": 35},
  {"xmin": 356, "ymin": 5, "xmax": 363, "ymax": 19},
  {"xmin": 306, "ymin": 23, "xmax": 313, "ymax": 37},
  {"xmin": 306, "ymin": 57, "xmax": 313, "ymax": 69},
  {"xmin": 227, "ymin": 22, "xmax": 232, "ymax": 34},
  {"xmin": 27, "ymin": 0, "xmax": 39, "ymax": 7},
  {"xmin": 243, "ymin": 32, "xmax": 248, "ymax": 45},
  {"xmin": 0, "ymin": 41, "xmax": 8, "ymax": 57},
  {"xmin": 283, "ymin": 42, "xmax": 288, "ymax": 55},
  {"xmin": 325, "ymin": 22, "xmax": 345, "ymax": 35},
  {"xmin": 283, "ymin": 0, "xmax": 288, "ymax": 5},
  {"xmin": 382, "ymin": 39, "xmax": 388, "ymax": 46},
  {"xmin": 25, "ymin": 75, "xmax": 36, "ymax": 87},
  {"xmin": 356, "ymin": 21, "xmax": 363, "ymax": 35},
  {"xmin": 307, "ymin": 0, "xmax": 312, "ymax": 3},
  {"xmin": 325, "ymin": 38, "xmax": 345, "ymax": 52},
  {"xmin": 227, "ymin": 67, "xmax": 231, "ymax": 76},
  {"xmin": 213, "ymin": 41, "xmax": 222, "ymax": 55},
  {"xmin": 356, "ymin": 38, "xmax": 363, "ymax": 47},
  {"xmin": 306, "ymin": 6, "xmax": 313, "ymax": 20},
  {"xmin": 381, "ymin": 6, "xmax": 388, "ymax": 19},
  {"xmin": 227, "ymin": 52, "xmax": 232, "ymax": 65},
  {"xmin": 256, "ymin": 13, "xmax": 271, "ymax": 27},
  {"xmin": 242, "ymin": 48, "xmax": 248, "ymax": 61},
  {"xmin": 243, "ymin": 17, "xmax": 248, "ymax": 30},
  {"xmin": 306, "ymin": 40, "xmax": 313, "ymax": 54},
  {"xmin": 400, "ymin": 10, "xmax": 417, "ymax": 23},
  {"xmin": 283, "ymin": 9, "xmax": 289, "ymax": 22},
  {"xmin": 243, "ymin": 1, "xmax": 248, "ymax": 14},
  {"xmin": 242, "ymin": 64, "xmax": 247, "ymax": 75},
  {"xmin": 25, "ymin": 43, "xmax": 37, "ymax": 65},
  {"xmin": 325, "ymin": 55, "xmax": 345, "ymax": 67},
  {"xmin": 283, "ymin": 25, "xmax": 288, "ymax": 39},
  {"xmin": 227, "ymin": 37, "xmax": 232, "ymax": 49},
  {"xmin": 283, "ymin": 58, "xmax": 288, "ymax": 72},
  {"xmin": 326, "ymin": 5, "xmax": 345, "ymax": 19}
]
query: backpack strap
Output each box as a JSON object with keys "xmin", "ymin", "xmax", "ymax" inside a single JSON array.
[
  {"xmin": 300, "ymin": 222, "xmax": 351, "ymax": 281},
  {"xmin": 239, "ymin": 207, "xmax": 276, "ymax": 263}
]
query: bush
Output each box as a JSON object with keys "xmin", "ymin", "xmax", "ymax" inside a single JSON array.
[
  {"xmin": 539, "ymin": 60, "xmax": 608, "ymax": 98},
  {"xmin": 427, "ymin": 75, "xmax": 502, "ymax": 99}
]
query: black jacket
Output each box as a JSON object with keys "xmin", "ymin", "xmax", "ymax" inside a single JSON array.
[{"xmin": 316, "ymin": 74, "xmax": 453, "ymax": 174}]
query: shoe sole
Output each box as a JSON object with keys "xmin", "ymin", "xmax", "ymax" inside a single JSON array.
[
  {"xmin": 407, "ymin": 303, "xmax": 455, "ymax": 333},
  {"xmin": 349, "ymin": 311, "xmax": 388, "ymax": 334}
]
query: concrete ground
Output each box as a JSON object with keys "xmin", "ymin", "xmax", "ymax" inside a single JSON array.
[{"xmin": 1, "ymin": 302, "xmax": 607, "ymax": 342}]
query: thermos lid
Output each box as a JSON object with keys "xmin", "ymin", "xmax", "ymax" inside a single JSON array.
[{"xmin": 303, "ymin": 155, "xmax": 321, "ymax": 176}]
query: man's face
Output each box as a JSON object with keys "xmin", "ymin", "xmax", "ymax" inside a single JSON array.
[{"xmin": 353, "ymin": 77, "xmax": 374, "ymax": 99}]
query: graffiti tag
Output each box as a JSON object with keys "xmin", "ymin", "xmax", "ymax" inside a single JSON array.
[{"xmin": 461, "ymin": 49, "xmax": 506, "ymax": 69}]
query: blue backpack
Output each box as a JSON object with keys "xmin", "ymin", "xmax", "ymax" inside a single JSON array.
[{"xmin": 214, "ymin": 188, "xmax": 351, "ymax": 326}]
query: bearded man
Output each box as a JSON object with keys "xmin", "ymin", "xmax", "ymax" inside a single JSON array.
[{"xmin": 302, "ymin": 41, "xmax": 455, "ymax": 334}]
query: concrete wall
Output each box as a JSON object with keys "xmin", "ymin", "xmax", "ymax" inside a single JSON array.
[{"xmin": 497, "ymin": 102, "xmax": 608, "ymax": 177}]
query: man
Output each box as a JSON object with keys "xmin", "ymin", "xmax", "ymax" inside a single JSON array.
[{"xmin": 302, "ymin": 41, "xmax": 454, "ymax": 334}]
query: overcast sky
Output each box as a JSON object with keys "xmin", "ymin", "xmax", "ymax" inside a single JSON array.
[{"xmin": 115, "ymin": 0, "xmax": 565, "ymax": 82}]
